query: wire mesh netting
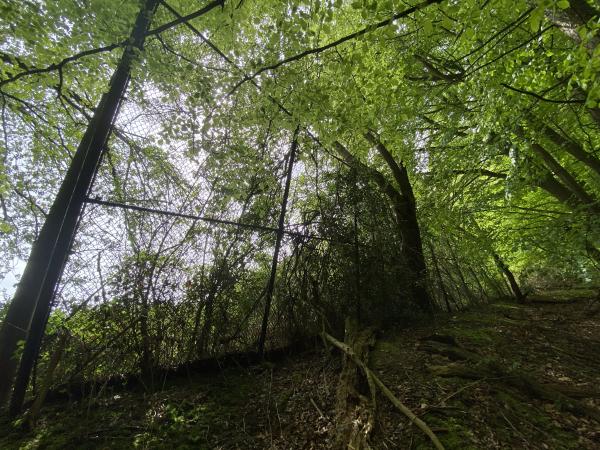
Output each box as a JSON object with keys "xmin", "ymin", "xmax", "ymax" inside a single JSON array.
[
  {"xmin": 51, "ymin": 87, "xmax": 311, "ymax": 378},
  {"xmin": 31, "ymin": 3, "xmax": 503, "ymax": 388}
]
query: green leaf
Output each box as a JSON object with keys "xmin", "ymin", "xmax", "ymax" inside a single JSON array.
[
  {"xmin": 423, "ymin": 19, "xmax": 433, "ymax": 34},
  {"xmin": 530, "ymin": 7, "xmax": 544, "ymax": 32}
]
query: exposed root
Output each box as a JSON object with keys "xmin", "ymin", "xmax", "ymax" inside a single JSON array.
[
  {"xmin": 324, "ymin": 329, "xmax": 445, "ymax": 450},
  {"xmin": 421, "ymin": 336, "xmax": 600, "ymax": 423}
]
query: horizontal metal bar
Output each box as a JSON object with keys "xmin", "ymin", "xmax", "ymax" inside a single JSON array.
[{"xmin": 84, "ymin": 197, "xmax": 330, "ymax": 242}]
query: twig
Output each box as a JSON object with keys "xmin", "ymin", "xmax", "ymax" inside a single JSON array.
[
  {"xmin": 422, "ymin": 379, "xmax": 484, "ymax": 414},
  {"xmin": 501, "ymin": 83, "xmax": 582, "ymax": 104},
  {"xmin": 310, "ymin": 396, "xmax": 326, "ymax": 419},
  {"xmin": 323, "ymin": 332, "xmax": 445, "ymax": 450}
]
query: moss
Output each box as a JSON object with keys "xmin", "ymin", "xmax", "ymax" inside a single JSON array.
[
  {"xmin": 447, "ymin": 326, "xmax": 495, "ymax": 344},
  {"xmin": 492, "ymin": 389, "xmax": 580, "ymax": 449},
  {"xmin": 414, "ymin": 414, "xmax": 478, "ymax": 449}
]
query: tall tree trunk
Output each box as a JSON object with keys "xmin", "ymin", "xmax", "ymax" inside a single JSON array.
[
  {"xmin": 492, "ymin": 252, "xmax": 525, "ymax": 303},
  {"xmin": 364, "ymin": 132, "xmax": 429, "ymax": 298},
  {"xmin": 1, "ymin": 0, "xmax": 161, "ymax": 414},
  {"xmin": 334, "ymin": 140, "xmax": 432, "ymax": 313}
]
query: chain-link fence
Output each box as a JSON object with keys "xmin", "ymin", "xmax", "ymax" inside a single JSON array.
[{"xmin": 8, "ymin": 2, "xmax": 506, "ymax": 397}]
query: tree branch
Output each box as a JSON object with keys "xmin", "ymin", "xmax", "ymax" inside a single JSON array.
[
  {"xmin": 229, "ymin": 0, "xmax": 442, "ymax": 94},
  {"xmin": 501, "ymin": 83, "xmax": 583, "ymax": 104},
  {"xmin": 0, "ymin": 0, "xmax": 224, "ymax": 88},
  {"xmin": 452, "ymin": 169, "xmax": 508, "ymax": 179},
  {"xmin": 323, "ymin": 331, "xmax": 445, "ymax": 450}
]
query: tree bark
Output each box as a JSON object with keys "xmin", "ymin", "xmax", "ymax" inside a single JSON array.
[
  {"xmin": 546, "ymin": 0, "xmax": 600, "ymax": 47},
  {"xmin": 334, "ymin": 141, "xmax": 432, "ymax": 313},
  {"xmin": 515, "ymin": 125, "xmax": 598, "ymax": 209},
  {"xmin": 492, "ymin": 252, "xmax": 525, "ymax": 303},
  {"xmin": 0, "ymin": 0, "xmax": 160, "ymax": 413},
  {"xmin": 530, "ymin": 142, "xmax": 597, "ymax": 206},
  {"xmin": 531, "ymin": 118, "xmax": 600, "ymax": 178},
  {"xmin": 365, "ymin": 132, "xmax": 431, "ymax": 311}
]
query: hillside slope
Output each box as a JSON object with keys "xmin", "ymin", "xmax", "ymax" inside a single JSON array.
[{"xmin": 1, "ymin": 291, "xmax": 599, "ymax": 449}]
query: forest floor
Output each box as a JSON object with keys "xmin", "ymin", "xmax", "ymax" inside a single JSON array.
[{"xmin": 1, "ymin": 288, "xmax": 599, "ymax": 449}]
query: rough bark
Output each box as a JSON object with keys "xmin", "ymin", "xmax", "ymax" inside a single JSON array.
[
  {"xmin": 546, "ymin": 0, "xmax": 600, "ymax": 46},
  {"xmin": 365, "ymin": 132, "xmax": 431, "ymax": 311},
  {"xmin": 333, "ymin": 140, "xmax": 432, "ymax": 313},
  {"xmin": 326, "ymin": 328, "xmax": 445, "ymax": 450},
  {"xmin": 515, "ymin": 126, "xmax": 598, "ymax": 209},
  {"xmin": 332, "ymin": 319, "xmax": 376, "ymax": 450},
  {"xmin": 0, "ymin": 0, "xmax": 161, "ymax": 413},
  {"xmin": 530, "ymin": 142, "xmax": 597, "ymax": 205}
]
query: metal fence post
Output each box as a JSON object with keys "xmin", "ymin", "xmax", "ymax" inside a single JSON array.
[
  {"xmin": 0, "ymin": 0, "xmax": 160, "ymax": 413},
  {"xmin": 257, "ymin": 127, "xmax": 300, "ymax": 356}
]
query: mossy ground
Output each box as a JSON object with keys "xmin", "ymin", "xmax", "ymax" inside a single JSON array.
[{"xmin": 1, "ymin": 290, "xmax": 599, "ymax": 449}]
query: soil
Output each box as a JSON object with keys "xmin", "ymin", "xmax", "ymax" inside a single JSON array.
[{"xmin": 1, "ymin": 288, "xmax": 599, "ymax": 449}]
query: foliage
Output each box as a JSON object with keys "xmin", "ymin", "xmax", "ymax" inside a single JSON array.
[{"xmin": 1, "ymin": 0, "xmax": 600, "ymax": 389}]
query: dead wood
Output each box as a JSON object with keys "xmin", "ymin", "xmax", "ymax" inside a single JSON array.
[
  {"xmin": 325, "ymin": 327, "xmax": 445, "ymax": 450},
  {"xmin": 333, "ymin": 318, "xmax": 376, "ymax": 450}
]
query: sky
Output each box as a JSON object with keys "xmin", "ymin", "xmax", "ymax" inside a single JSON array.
[{"xmin": 0, "ymin": 259, "xmax": 25, "ymax": 305}]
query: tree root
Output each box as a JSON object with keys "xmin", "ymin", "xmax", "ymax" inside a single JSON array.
[
  {"xmin": 421, "ymin": 336, "xmax": 600, "ymax": 423},
  {"xmin": 324, "ymin": 330, "xmax": 445, "ymax": 450}
]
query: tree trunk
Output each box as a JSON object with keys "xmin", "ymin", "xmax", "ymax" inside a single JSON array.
[
  {"xmin": 333, "ymin": 318, "xmax": 376, "ymax": 450},
  {"xmin": 529, "ymin": 141, "xmax": 596, "ymax": 205},
  {"xmin": 532, "ymin": 118, "xmax": 600, "ymax": 177},
  {"xmin": 365, "ymin": 131, "xmax": 432, "ymax": 310},
  {"xmin": 492, "ymin": 252, "xmax": 525, "ymax": 303},
  {"xmin": 0, "ymin": 0, "xmax": 160, "ymax": 413},
  {"xmin": 546, "ymin": 0, "xmax": 599, "ymax": 48},
  {"xmin": 334, "ymin": 140, "xmax": 432, "ymax": 313}
]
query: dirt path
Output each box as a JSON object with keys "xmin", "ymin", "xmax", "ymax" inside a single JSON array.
[{"xmin": 1, "ymin": 293, "xmax": 598, "ymax": 449}]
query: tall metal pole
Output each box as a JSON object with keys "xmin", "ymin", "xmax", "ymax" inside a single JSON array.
[
  {"xmin": 0, "ymin": 0, "xmax": 160, "ymax": 413},
  {"xmin": 257, "ymin": 127, "xmax": 299, "ymax": 356}
]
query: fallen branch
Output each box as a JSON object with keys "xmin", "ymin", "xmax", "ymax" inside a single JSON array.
[
  {"xmin": 333, "ymin": 322, "xmax": 376, "ymax": 449},
  {"xmin": 323, "ymin": 331, "xmax": 445, "ymax": 450},
  {"xmin": 310, "ymin": 396, "xmax": 327, "ymax": 420}
]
